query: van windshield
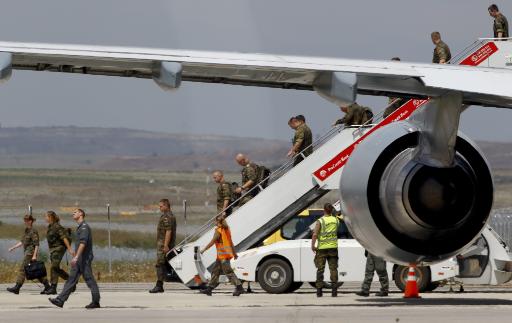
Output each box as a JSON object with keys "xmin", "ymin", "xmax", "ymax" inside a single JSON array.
[{"xmin": 281, "ymin": 210, "xmax": 324, "ymax": 240}]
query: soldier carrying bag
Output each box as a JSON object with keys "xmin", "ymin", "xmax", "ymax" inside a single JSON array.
[
  {"xmin": 256, "ymin": 165, "xmax": 272, "ymax": 189},
  {"xmin": 24, "ymin": 260, "xmax": 47, "ymax": 280}
]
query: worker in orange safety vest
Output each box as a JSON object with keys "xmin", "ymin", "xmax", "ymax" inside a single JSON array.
[{"xmin": 200, "ymin": 215, "xmax": 244, "ymax": 296}]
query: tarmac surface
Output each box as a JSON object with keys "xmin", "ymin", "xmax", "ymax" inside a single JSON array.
[{"xmin": 1, "ymin": 282, "xmax": 512, "ymax": 322}]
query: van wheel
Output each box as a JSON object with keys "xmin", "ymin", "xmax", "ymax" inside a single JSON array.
[
  {"xmin": 393, "ymin": 265, "xmax": 431, "ymax": 292},
  {"xmin": 257, "ymin": 258, "xmax": 293, "ymax": 294}
]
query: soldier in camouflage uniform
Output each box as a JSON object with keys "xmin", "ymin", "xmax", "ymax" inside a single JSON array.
[
  {"xmin": 288, "ymin": 115, "xmax": 313, "ymax": 166},
  {"xmin": 7, "ymin": 214, "xmax": 51, "ymax": 294},
  {"xmin": 356, "ymin": 251, "xmax": 389, "ymax": 297},
  {"xmin": 431, "ymin": 31, "xmax": 451, "ymax": 64},
  {"xmin": 45, "ymin": 211, "xmax": 74, "ymax": 295},
  {"xmin": 489, "ymin": 4, "xmax": 509, "ymax": 39},
  {"xmin": 213, "ymin": 170, "xmax": 233, "ymax": 217},
  {"xmin": 149, "ymin": 198, "xmax": 177, "ymax": 293},
  {"xmin": 235, "ymin": 153, "xmax": 260, "ymax": 206},
  {"xmin": 384, "ymin": 57, "xmax": 405, "ymax": 119},
  {"xmin": 335, "ymin": 103, "xmax": 374, "ymax": 126}
]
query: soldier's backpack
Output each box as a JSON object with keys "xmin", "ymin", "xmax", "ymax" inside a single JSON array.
[{"xmin": 256, "ymin": 165, "xmax": 272, "ymax": 189}]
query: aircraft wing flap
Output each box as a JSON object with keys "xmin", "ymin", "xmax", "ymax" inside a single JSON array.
[{"xmin": 1, "ymin": 41, "xmax": 512, "ymax": 107}]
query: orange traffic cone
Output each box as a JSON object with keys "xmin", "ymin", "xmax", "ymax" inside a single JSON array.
[{"xmin": 403, "ymin": 264, "xmax": 421, "ymax": 298}]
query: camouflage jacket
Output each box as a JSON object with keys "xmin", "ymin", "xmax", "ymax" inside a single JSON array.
[
  {"xmin": 217, "ymin": 182, "xmax": 232, "ymax": 212},
  {"xmin": 432, "ymin": 40, "xmax": 452, "ymax": 64},
  {"xmin": 156, "ymin": 211, "xmax": 177, "ymax": 250},
  {"xmin": 21, "ymin": 228, "xmax": 39, "ymax": 255},
  {"xmin": 335, "ymin": 104, "xmax": 373, "ymax": 126},
  {"xmin": 47, "ymin": 222, "xmax": 68, "ymax": 250},
  {"xmin": 293, "ymin": 123, "xmax": 313, "ymax": 157},
  {"xmin": 494, "ymin": 14, "xmax": 509, "ymax": 38},
  {"xmin": 241, "ymin": 163, "xmax": 259, "ymax": 188}
]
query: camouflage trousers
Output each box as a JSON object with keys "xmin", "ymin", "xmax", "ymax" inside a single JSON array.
[
  {"xmin": 361, "ymin": 253, "xmax": 389, "ymax": 293},
  {"xmin": 155, "ymin": 248, "xmax": 167, "ymax": 282},
  {"xmin": 16, "ymin": 253, "xmax": 49, "ymax": 285},
  {"xmin": 208, "ymin": 259, "xmax": 241, "ymax": 289},
  {"xmin": 49, "ymin": 248, "xmax": 70, "ymax": 284},
  {"xmin": 314, "ymin": 248, "xmax": 338, "ymax": 288}
]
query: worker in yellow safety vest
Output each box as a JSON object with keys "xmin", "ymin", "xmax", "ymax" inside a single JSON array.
[
  {"xmin": 311, "ymin": 203, "xmax": 340, "ymax": 297},
  {"xmin": 200, "ymin": 215, "xmax": 244, "ymax": 296}
]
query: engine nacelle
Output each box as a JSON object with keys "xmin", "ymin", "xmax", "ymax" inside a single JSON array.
[{"xmin": 340, "ymin": 121, "xmax": 494, "ymax": 265}]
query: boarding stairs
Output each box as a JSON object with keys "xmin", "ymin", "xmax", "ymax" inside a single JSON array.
[{"xmin": 168, "ymin": 38, "xmax": 508, "ymax": 287}]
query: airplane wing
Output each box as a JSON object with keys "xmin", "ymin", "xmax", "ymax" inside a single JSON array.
[{"xmin": 0, "ymin": 41, "xmax": 511, "ymax": 108}]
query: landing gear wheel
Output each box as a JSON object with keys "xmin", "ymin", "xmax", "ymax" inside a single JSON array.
[{"xmin": 257, "ymin": 258, "xmax": 293, "ymax": 294}]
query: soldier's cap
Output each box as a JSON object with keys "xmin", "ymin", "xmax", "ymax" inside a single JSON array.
[{"xmin": 23, "ymin": 214, "xmax": 36, "ymax": 222}]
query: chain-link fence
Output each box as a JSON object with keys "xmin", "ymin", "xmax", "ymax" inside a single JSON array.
[{"xmin": 489, "ymin": 208, "xmax": 512, "ymax": 248}]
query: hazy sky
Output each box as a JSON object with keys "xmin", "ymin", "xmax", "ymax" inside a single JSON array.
[{"xmin": 0, "ymin": 0, "xmax": 510, "ymax": 142}]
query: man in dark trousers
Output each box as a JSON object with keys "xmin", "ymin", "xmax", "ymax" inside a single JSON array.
[{"xmin": 49, "ymin": 209, "xmax": 101, "ymax": 309}]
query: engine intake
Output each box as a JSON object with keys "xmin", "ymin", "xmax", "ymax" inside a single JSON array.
[{"xmin": 340, "ymin": 121, "xmax": 493, "ymax": 265}]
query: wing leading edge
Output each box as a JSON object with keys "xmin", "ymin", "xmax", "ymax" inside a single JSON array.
[{"xmin": 0, "ymin": 41, "xmax": 512, "ymax": 108}]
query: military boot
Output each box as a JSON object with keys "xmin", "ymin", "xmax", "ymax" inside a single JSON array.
[
  {"xmin": 355, "ymin": 291, "xmax": 369, "ymax": 297},
  {"xmin": 233, "ymin": 285, "xmax": 244, "ymax": 296},
  {"xmin": 200, "ymin": 287, "xmax": 213, "ymax": 296},
  {"xmin": 316, "ymin": 288, "xmax": 323, "ymax": 297},
  {"xmin": 45, "ymin": 284, "xmax": 58, "ymax": 295},
  {"xmin": 7, "ymin": 283, "xmax": 22, "ymax": 295},
  {"xmin": 85, "ymin": 302, "xmax": 101, "ymax": 309},
  {"xmin": 375, "ymin": 291, "xmax": 388, "ymax": 297},
  {"xmin": 149, "ymin": 281, "xmax": 164, "ymax": 293},
  {"xmin": 40, "ymin": 281, "xmax": 51, "ymax": 294},
  {"xmin": 48, "ymin": 297, "xmax": 64, "ymax": 308},
  {"xmin": 331, "ymin": 286, "xmax": 338, "ymax": 297}
]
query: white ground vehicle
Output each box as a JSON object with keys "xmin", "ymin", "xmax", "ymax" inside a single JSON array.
[{"xmin": 232, "ymin": 215, "xmax": 512, "ymax": 293}]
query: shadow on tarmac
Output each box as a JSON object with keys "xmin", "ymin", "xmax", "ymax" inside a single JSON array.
[{"xmin": 286, "ymin": 297, "xmax": 512, "ymax": 307}]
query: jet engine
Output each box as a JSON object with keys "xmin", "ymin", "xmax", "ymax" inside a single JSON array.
[{"xmin": 339, "ymin": 121, "xmax": 494, "ymax": 265}]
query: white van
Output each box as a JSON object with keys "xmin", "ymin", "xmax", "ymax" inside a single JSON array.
[{"xmin": 231, "ymin": 211, "xmax": 512, "ymax": 294}]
